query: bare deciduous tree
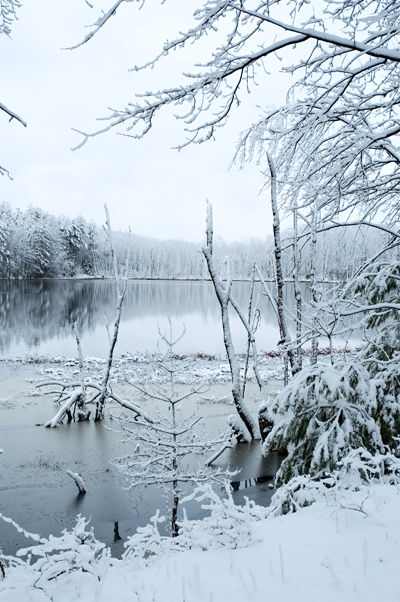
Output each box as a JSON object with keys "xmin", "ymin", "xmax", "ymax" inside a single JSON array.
[
  {"xmin": 202, "ymin": 201, "xmax": 261, "ymax": 440},
  {"xmin": 113, "ymin": 318, "xmax": 232, "ymax": 536}
]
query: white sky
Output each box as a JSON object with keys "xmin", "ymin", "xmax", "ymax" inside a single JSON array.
[{"xmin": 0, "ymin": 1, "xmax": 293, "ymax": 242}]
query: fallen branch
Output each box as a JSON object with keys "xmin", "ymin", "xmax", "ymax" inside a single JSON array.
[
  {"xmin": 66, "ymin": 470, "xmax": 87, "ymax": 494},
  {"xmin": 205, "ymin": 441, "xmax": 233, "ymax": 466},
  {"xmin": 45, "ymin": 389, "xmax": 83, "ymax": 428}
]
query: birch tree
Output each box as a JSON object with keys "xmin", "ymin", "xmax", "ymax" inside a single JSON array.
[{"xmin": 267, "ymin": 152, "xmax": 300, "ymax": 379}]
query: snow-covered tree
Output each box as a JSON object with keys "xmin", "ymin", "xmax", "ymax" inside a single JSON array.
[
  {"xmin": 264, "ymin": 360, "xmax": 384, "ymax": 486},
  {"xmin": 69, "ymin": 1, "xmax": 400, "ymax": 172},
  {"xmin": 353, "ymin": 261, "xmax": 400, "ymax": 449},
  {"xmin": 1, "ymin": 0, "xmax": 26, "ymax": 178},
  {"xmin": 202, "ymin": 201, "xmax": 261, "ymax": 440},
  {"xmin": 113, "ymin": 319, "xmax": 232, "ymax": 536}
]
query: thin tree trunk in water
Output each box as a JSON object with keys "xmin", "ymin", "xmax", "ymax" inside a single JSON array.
[
  {"xmin": 292, "ymin": 203, "xmax": 303, "ymax": 370},
  {"xmin": 242, "ymin": 264, "xmax": 264, "ymax": 398},
  {"xmin": 310, "ymin": 205, "xmax": 319, "ymax": 366},
  {"xmin": 202, "ymin": 201, "xmax": 260, "ymax": 440},
  {"xmin": 266, "ymin": 153, "xmax": 300, "ymax": 377},
  {"xmin": 95, "ymin": 204, "xmax": 129, "ymax": 421},
  {"xmin": 171, "ymin": 400, "xmax": 179, "ymax": 537},
  {"xmin": 73, "ymin": 322, "xmax": 90, "ymax": 420},
  {"xmin": 242, "ymin": 264, "xmax": 256, "ymax": 399}
]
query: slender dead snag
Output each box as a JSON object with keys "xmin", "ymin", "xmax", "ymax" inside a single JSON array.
[
  {"xmin": 202, "ymin": 201, "xmax": 260, "ymax": 440},
  {"xmin": 292, "ymin": 201, "xmax": 303, "ymax": 369},
  {"xmin": 95, "ymin": 205, "xmax": 130, "ymax": 421},
  {"xmin": 255, "ymin": 263, "xmax": 279, "ymax": 319},
  {"xmin": 310, "ymin": 203, "xmax": 319, "ymax": 366},
  {"xmin": 266, "ymin": 152, "xmax": 300, "ymax": 378},
  {"xmin": 73, "ymin": 322, "xmax": 90, "ymax": 421},
  {"xmin": 229, "ymin": 295, "xmax": 264, "ymax": 397},
  {"xmin": 242, "ymin": 263, "xmax": 257, "ymax": 398}
]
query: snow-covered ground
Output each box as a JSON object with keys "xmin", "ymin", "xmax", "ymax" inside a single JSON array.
[
  {"xmin": 1, "ymin": 482, "xmax": 399, "ymax": 601},
  {"xmin": 2, "ymin": 352, "xmax": 396, "ymax": 601}
]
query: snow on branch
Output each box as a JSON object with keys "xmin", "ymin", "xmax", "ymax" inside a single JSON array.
[
  {"xmin": 0, "ymin": 102, "xmax": 27, "ymax": 128},
  {"xmin": 71, "ymin": 0, "xmax": 400, "ymax": 156},
  {"xmin": 0, "ymin": 0, "xmax": 21, "ymax": 37}
]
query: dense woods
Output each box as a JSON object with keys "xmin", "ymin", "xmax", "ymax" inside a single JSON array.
[{"xmin": 0, "ymin": 202, "xmax": 395, "ymax": 281}]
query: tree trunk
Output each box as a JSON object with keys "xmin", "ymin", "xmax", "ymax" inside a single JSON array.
[
  {"xmin": 292, "ymin": 203, "xmax": 303, "ymax": 369},
  {"xmin": 266, "ymin": 153, "xmax": 300, "ymax": 377},
  {"xmin": 310, "ymin": 204, "xmax": 319, "ymax": 366},
  {"xmin": 202, "ymin": 201, "xmax": 260, "ymax": 440}
]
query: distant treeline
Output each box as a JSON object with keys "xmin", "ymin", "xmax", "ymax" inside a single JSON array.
[{"xmin": 0, "ymin": 203, "xmax": 394, "ymax": 280}]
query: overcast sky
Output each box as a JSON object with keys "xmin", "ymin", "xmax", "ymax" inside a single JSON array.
[{"xmin": 0, "ymin": 1, "xmax": 292, "ymax": 242}]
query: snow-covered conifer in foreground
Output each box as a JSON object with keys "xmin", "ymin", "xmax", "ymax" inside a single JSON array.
[{"xmin": 264, "ymin": 360, "xmax": 384, "ymax": 486}]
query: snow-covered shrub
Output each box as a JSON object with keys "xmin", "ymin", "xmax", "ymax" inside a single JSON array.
[
  {"xmin": 122, "ymin": 511, "xmax": 174, "ymax": 564},
  {"xmin": 123, "ymin": 484, "xmax": 267, "ymax": 564},
  {"xmin": 336, "ymin": 447, "xmax": 400, "ymax": 485},
  {"xmin": 266, "ymin": 475, "xmax": 331, "ymax": 516},
  {"xmin": 264, "ymin": 360, "xmax": 384, "ymax": 486},
  {"xmin": 267, "ymin": 448, "xmax": 400, "ymax": 516},
  {"xmin": 1, "ymin": 514, "xmax": 110, "ymax": 587},
  {"xmin": 177, "ymin": 484, "xmax": 267, "ymax": 550}
]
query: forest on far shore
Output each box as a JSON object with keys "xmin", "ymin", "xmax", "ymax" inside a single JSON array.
[{"xmin": 0, "ymin": 202, "xmax": 395, "ymax": 281}]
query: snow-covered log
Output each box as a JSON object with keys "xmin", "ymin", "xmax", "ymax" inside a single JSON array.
[
  {"xmin": 227, "ymin": 415, "xmax": 251, "ymax": 443},
  {"xmin": 45, "ymin": 389, "xmax": 83, "ymax": 428},
  {"xmin": 66, "ymin": 470, "xmax": 87, "ymax": 494},
  {"xmin": 205, "ymin": 441, "xmax": 233, "ymax": 467},
  {"xmin": 258, "ymin": 400, "xmax": 274, "ymax": 444}
]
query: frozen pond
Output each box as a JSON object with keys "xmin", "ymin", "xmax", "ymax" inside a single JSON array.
[
  {"xmin": 0, "ymin": 364, "xmax": 283, "ymax": 557},
  {"xmin": 0, "ymin": 279, "xmax": 359, "ymax": 358}
]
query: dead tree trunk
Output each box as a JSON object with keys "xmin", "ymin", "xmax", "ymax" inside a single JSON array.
[
  {"xmin": 310, "ymin": 204, "xmax": 319, "ymax": 366},
  {"xmin": 292, "ymin": 202, "xmax": 303, "ymax": 370},
  {"xmin": 95, "ymin": 204, "xmax": 129, "ymax": 421},
  {"xmin": 202, "ymin": 201, "xmax": 260, "ymax": 440},
  {"xmin": 266, "ymin": 152, "xmax": 300, "ymax": 378}
]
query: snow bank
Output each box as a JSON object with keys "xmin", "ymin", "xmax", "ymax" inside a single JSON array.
[{"xmin": 1, "ymin": 482, "xmax": 400, "ymax": 602}]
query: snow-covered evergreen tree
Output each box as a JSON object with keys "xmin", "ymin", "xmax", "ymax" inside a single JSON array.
[
  {"xmin": 264, "ymin": 360, "xmax": 384, "ymax": 486},
  {"xmin": 354, "ymin": 261, "xmax": 400, "ymax": 449}
]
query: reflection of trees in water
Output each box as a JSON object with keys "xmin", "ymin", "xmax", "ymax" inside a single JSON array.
[
  {"xmin": 0, "ymin": 280, "xmax": 100, "ymax": 354},
  {"xmin": 0, "ymin": 280, "xmax": 312, "ymax": 355}
]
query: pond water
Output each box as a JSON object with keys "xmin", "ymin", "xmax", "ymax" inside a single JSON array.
[
  {"xmin": 0, "ymin": 279, "xmax": 361, "ymax": 557},
  {"xmin": 0, "ymin": 368, "xmax": 282, "ymax": 557},
  {"xmin": 0, "ymin": 279, "xmax": 359, "ymax": 358}
]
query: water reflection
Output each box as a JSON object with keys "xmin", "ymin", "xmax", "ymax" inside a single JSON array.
[{"xmin": 0, "ymin": 279, "xmax": 355, "ymax": 357}]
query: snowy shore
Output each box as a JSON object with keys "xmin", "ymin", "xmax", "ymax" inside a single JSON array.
[{"xmin": 1, "ymin": 482, "xmax": 399, "ymax": 601}]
